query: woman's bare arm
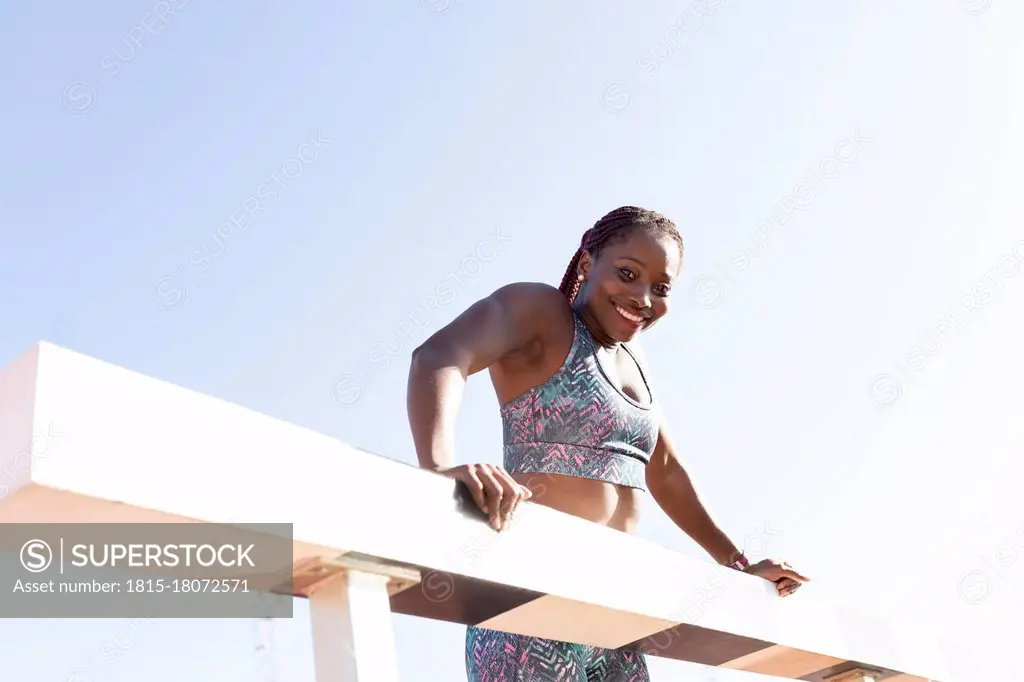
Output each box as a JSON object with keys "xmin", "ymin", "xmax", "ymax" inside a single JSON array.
[
  {"xmin": 407, "ymin": 281, "xmax": 567, "ymax": 528},
  {"xmin": 646, "ymin": 423, "xmax": 743, "ymax": 566},
  {"xmin": 647, "ymin": 424, "xmax": 810, "ymax": 595}
]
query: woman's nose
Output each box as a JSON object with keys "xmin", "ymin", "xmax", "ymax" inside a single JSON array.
[{"xmin": 629, "ymin": 286, "xmax": 651, "ymax": 309}]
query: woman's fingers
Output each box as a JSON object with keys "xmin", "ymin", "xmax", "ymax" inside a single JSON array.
[
  {"xmin": 448, "ymin": 464, "xmax": 534, "ymax": 531},
  {"xmin": 780, "ymin": 567, "xmax": 810, "ymax": 583},
  {"xmin": 477, "ymin": 465, "xmax": 533, "ymax": 531},
  {"xmin": 745, "ymin": 560, "xmax": 810, "ymax": 596},
  {"xmin": 493, "ymin": 467, "xmax": 526, "ymax": 529},
  {"xmin": 475, "ymin": 466, "xmax": 505, "ymax": 529},
  {"xmin": 460, "ymin": 467, "xmax": 488, "ymax": 515},
  {"xmin": 775, "ymin": 574, "xmax": 807, "ymax": 597},
  {"xmin": 756, "ymin": 560, "xmax": 810, "ymax": 584},
  {"xmin": 497, "ymin": 476, "xmax": 518, "ymax": 528}
]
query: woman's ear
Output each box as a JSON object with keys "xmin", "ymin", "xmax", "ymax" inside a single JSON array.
[{"xmin": 578, "ymin": 251, "xmax": 593, "ymax": 282}]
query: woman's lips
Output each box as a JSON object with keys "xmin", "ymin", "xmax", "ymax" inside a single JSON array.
[{"xmin": 615, "ymin": 304, "xmax": 646, "ymax": 327}]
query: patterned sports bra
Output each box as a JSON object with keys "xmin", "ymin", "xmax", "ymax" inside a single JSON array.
[{"xmin": 501, "ymin": 309, "xmax": 660, "ymax": 491}]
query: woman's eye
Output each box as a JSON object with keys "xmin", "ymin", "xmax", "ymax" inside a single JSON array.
[
  {"xmin": 655, "ymin": 284, "xmax": 671, "ymax": 296},
  {"xmin": 619, "ymin": 268, "xmax": 635, "ymax": 280}
]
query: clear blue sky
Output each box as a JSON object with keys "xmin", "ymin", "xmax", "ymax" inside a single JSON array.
[{"xmin": 2, "ymin": 0, "xmax": 1023, "ymax": 679}]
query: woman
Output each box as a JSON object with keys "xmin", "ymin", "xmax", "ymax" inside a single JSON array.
[{"xmin": 407, "ymin": 206, "xmax": 809, "ymax": 681}]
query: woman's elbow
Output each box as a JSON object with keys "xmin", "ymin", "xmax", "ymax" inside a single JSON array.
[
  {"xmin": 409, "ymin": 340, "xmax": 465, "ymax": 380},
  {"xmin": 646, "ymin": 454, "xmax": 687, "ymax": 496}
]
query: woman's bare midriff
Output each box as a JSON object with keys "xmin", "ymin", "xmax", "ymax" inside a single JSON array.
[{"xmin": 511, "ymin": 471, "xmax": 643, "ymax": 534}]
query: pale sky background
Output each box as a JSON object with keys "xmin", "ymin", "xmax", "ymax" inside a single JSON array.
[{"xmin": 1, "ymin": 0, "xmax": 1023, "ymax": 680}]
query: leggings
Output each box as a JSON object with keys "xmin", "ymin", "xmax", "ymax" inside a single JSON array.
[{"xmin": 465, "ymin": 625, "xmax": 650, "ymax": 681}]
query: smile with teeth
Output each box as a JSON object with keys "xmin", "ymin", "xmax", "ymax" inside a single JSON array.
[{"xmin": 615, "ymin": 305, "xmax": 646, "ymax": 325}]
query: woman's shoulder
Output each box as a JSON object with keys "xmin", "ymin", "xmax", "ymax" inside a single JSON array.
[
  {"xmin": 490, "ymin": 281, "xmax": 573, "ymax": 318},
  {"xmin": 493, "ymin": 280, "xmax": 566, "ymax": 300},
  {"xmin": 484, "ymin": 281, "xmax": 575, "ymax": 352}
]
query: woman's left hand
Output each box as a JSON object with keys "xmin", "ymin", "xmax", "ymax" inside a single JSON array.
[{"xmin": 743, "ymin": 559, "xmax": 810, "ymax": 597}]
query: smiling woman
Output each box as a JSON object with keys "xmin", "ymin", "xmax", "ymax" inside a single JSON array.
[
  {"xmin": 557, "ymin": 206, "xmax": 683, "ymax": 339},
  {"xmin": 406, "ymin": 205, "xmax": 810, "ymax": 681}
]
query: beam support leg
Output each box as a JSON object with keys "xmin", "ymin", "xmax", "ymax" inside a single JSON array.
[{"xmin": 309, "ymin": 569, "xmax": 401, "ymax": 682}]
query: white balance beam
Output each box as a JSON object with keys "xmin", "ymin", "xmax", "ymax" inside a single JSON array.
[{"xmin": 0, "ymin": 342, "xmax": 1010, "ymax": 681}]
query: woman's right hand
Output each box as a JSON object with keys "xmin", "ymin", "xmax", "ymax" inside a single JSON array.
[{"xmin": 438, "ymin": 463, "xmax": 532, "ymax": 531}]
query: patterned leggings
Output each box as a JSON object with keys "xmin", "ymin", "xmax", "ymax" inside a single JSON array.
[{"xmin": 465, "ymin": 625, "xmax": 650, "ymax": 681}]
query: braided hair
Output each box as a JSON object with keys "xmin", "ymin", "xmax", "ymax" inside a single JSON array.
[{"xmin": 558, "ymin": 206, "xmax": 683, "ymax": 302}]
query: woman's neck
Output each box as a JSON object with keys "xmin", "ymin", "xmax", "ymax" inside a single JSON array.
[{"xmin": 572, "ymin": 303, "xmax": 619, "ymax": 350}]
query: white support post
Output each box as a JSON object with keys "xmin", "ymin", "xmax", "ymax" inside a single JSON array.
[{"xmin": 309, "ymin": 569, "xmax": 401, "ymax": 682}]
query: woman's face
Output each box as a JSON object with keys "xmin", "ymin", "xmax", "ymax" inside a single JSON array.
[{"xmin": 578, "ymin": 227, "xmax": 682, "ymax": 343}]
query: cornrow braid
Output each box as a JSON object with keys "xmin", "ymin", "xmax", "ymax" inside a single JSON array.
[{"xmin": 558, "ymin": 206, "xmax": 683, "ymax": 302}]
